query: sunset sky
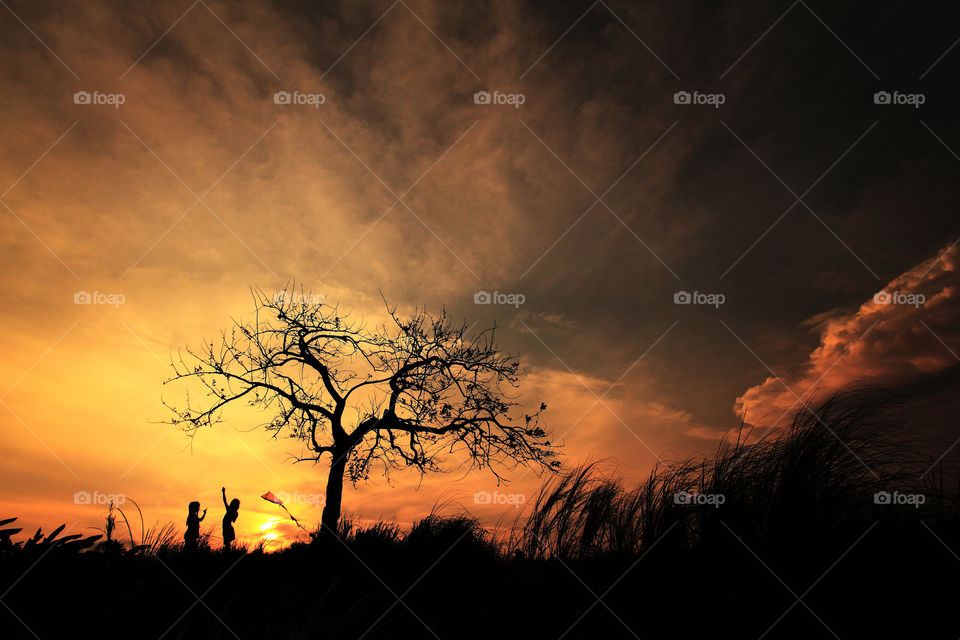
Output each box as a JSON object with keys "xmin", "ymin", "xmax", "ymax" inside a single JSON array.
[{"xmin": 2, "ymin": 0, "xmax": 959, "ymax": 548}]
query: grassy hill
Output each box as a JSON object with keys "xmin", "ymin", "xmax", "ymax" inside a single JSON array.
[{"xmin": 1, "ymin": 389, "xmax": 957, "ymax": 639}]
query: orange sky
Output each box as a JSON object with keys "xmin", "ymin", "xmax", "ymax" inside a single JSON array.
[
  {"xmin": 0, "ymin": 1, "xmax": 694, "ymax": 548},
  {"xmin": 2, "ymin": 0, "xmax": 959, "ymax": 549}
]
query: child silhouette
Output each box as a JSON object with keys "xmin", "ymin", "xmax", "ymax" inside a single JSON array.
[
  {"xmin": 221, "ymin": 487, "xmax": 240, "ymax": 549},
  {"xmin": 184, "ymin": 501, "xmax": 206, "ymax": 551}
]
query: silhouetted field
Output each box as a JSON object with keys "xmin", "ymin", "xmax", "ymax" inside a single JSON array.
[{"xmin": 2, "ymin": 390, "xmax": 958, "ymax": 639}]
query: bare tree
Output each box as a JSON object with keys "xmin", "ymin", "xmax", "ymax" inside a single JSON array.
[{"xmin": 164, "ymin": 287, "xmax": 558, "ymax": 535}]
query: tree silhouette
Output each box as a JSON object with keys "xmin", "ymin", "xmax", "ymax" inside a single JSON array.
[{"xmin": 164, "ymin": 287, "xmax": 558, "ymax": 535}]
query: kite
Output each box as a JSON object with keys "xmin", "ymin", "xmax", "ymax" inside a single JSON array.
[{"xmin": 260, "ymin": 491, "xmax": 308, "ymax": 532}]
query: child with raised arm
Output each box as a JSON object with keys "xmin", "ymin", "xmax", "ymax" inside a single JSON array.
[
  {"xmin": 184, "ymin": 501, "xmax": 206, "ymax": 551},
  {"xmin": 221, "ymin": 487, "xmax": 240, "ymax": 549}
]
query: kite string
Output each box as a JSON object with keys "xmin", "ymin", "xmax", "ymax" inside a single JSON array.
[
  {"xmin": 280, "ymin": 503, "xmax": 308, "ymax": 532},
  {"xmin": 261, "ymin": 491, "xmax": 310, "ymax": 533}
]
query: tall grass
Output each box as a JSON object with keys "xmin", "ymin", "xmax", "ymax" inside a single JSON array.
[
  {"xmin": 141, "ymin": 521, "xmax": 181, "ymax": 553},
  {"xmin": 3, "ymin": 388, "xmax": 950, "ymax": 563},
  {"xmin": 517, "ymin": 388, "xmax": 931, "ymax": 558},
  {"xmin": 315, "ymin": 509, "xmax": 490, "ymax": 558}
]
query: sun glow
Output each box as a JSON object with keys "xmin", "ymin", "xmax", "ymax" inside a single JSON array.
[
  {"xmin": 257, "ymin": 517, "xmax": 297, "ymax": 551},
  {"xmin": 259, "ymin": 518, "xmax": 281, "ymax": 532},
  {"xmin": 259, "ymin": 518, "xmax": 281, "ymax": 541}
]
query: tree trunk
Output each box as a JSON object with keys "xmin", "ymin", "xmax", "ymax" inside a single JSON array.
[{"xmin": 320, "ymin": 449, "xmax": 348, "ymax": 537}]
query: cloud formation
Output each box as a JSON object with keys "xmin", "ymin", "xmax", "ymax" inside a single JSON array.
[{"xmin": 736, "ymin": 241, "xmax": 960, "ymax": 426}]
